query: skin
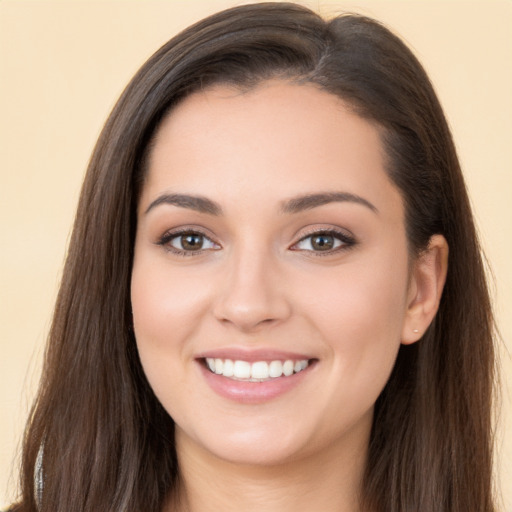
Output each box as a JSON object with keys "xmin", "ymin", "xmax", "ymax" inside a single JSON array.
[{"xmin": 131, "ymin": 81, "xmax": 448, "ymax": 512}]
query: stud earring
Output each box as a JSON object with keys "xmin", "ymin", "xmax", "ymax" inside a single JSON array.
[{"xmin": 413, "ymin": 329, "xmax": 419, "ymax": 333}]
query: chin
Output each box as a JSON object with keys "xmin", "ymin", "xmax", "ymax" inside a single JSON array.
[{"xmin": 177, "ymin": 420, "xmax": 316, "ymax": 468}]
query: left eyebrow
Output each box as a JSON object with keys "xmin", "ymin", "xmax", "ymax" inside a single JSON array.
[
  {"xmin": 280, "ymin": 192, "xmax": 378, "ymax": 214},
  {"xmin": 144, "ymin": 193, "xmax": 223, "ymax": 216}
]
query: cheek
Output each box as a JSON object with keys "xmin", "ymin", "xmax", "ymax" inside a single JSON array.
[
  {"xmin": 131, "ymin": 257, "xmax": 212, "ymax": 346},
  {"xmin": 130, "ymin": 256, "xmax": 214, "ymax": 403},
  {"xmin": 297, "ymin": 254, "xmax": 409, "ymax": 399},
  {"xmin": 301, "ymin": 252, "xmax": 408, "ymax": 335}
]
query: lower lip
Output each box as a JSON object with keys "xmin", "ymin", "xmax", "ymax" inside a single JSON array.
[{"xmin": 198, "ymin": 361, "xmax": 313, "ymax": 404}]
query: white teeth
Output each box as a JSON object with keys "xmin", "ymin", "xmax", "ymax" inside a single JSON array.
[
  {"xmin": 223, "ymin": 358, "xmax": 234, "ymax": 377},
  {"xmin": 269, "ymin": 360, "xmax": 283, "ymax": 378},
  {"xmin": 233, "ymin": 360, "xmax": 251, "ymax": 379},
  {"xmin": 214, "ymin": 358, "xmax": 223, "ymax": 375},
  {"xmin": 283, "ymin": 360, "xmax": 294, "ymax": 376},
  {"xmin": 205, "ymin": 357, "xmax": 310, "ymax": 381},
  {"xmin": 251, "ymin": 361, "xmax": 269, "ymax": 379}
]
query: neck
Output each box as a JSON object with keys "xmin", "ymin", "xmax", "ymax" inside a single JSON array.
[{"xmin": 166, "ymin": 427, "xmax": 368, "ymax": 512}]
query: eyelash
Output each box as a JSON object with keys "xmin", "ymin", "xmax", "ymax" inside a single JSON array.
[
  {"xmin": 291, "ymin": 229, "xmax": 356, "ymax": 255},
  {"xmin": 156, "ymin": 228, "xmax": 356, "ymax": 256},
  {"xmin": 157, "ymin": 228, "xmax": 220, "ymax": 256}
]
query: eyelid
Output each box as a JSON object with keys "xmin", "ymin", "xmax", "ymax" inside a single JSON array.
[
  {"xmin": 155, "ymin": 225, "xmax": 355, "ymax": 256},
  {"xmin": 290, "ymin": 227, "xmax": 356, "ymax": 253},
  {"xmin": 156, "ymin": 227, "xmax": 221, "ymax": 255}
]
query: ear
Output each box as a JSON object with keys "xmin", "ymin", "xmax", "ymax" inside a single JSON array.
[{"xmin": 401, "ymin": 234, "xmax": 449, "ymax": 345}]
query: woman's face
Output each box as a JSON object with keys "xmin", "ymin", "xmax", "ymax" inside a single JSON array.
[{"xmin": 131, "ymin": 81, "xmax": 417, "ymax": 466}]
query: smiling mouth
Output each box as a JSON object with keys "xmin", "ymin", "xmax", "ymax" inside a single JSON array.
[{"xmin": 204, "ymin": 358, "xmax": 312, "ymax": 382}]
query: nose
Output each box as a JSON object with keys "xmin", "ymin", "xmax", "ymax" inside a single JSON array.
[{"xmin": 212, "ymin": 246, "xmax": 292, "ymax": 332}]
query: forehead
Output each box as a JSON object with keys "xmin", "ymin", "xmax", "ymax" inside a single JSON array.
[
  {"xmin": 150, "ymin": 81, "xmax": 378, "ymax": 166},
  {"xmin": 141, "ymin": 81, "xmax": 402, "ymax": 219}
]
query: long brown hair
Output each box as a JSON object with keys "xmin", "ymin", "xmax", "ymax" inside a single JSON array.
[{"xmin": 15, "ymin": 3, "xmax": 497, "ymax": 511}]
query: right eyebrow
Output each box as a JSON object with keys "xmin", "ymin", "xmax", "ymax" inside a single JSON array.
[
  {"xmin": 144, "ymin": 193, "xmax": 223, "ymax": 216},
  {"xmin": 280, "ymin": 191, "xmax": 378, "ymax": 215}
]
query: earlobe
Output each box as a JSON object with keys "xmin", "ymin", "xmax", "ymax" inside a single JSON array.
[{"xmin": 401, "ymin": 234, "xmax": 449, "ymax": 345}]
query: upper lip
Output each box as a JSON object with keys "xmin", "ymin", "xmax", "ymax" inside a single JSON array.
[{"xmin": 195, "ymin": 348, "xmax": 314, "ymax": 362}]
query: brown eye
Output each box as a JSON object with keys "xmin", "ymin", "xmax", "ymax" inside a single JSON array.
[
  {"xmin": 180, "ymin": 233, "xmax": 204, "ymax": 251},
  {"xmin": 161, "ymin": 231, "xmax": 220, "ymax": 253},
  {"xmin": 310, "ymin": 234, "xmax": 335, "ymax": 251},
  {"xmin": 292, "ymin": 230, "xmax": 356, "ymax": 253}
]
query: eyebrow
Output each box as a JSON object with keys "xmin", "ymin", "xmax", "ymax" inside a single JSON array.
[
  {"xmin": 145, "ymin": 194, "xmax": 223, "ymax": 216},
  {"xmin": 144, "ymin": 191, "xmax": 378, "ymax": 216},
  {"xmin": 281, "ymin": 192, "xmax": 378, "ymax": 214}
]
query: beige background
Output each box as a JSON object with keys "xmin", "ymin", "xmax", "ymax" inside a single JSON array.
[{"xmin": 1, "ymin": 0, "xmax": 510, "ymax": 509}]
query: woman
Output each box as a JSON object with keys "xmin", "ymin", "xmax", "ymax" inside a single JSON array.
[{"xmin": 10, "ymin": 2, "xmax": 497, "ymax": 511}]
